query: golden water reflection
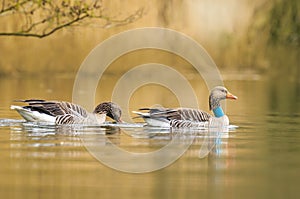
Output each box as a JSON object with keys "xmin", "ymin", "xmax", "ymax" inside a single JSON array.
[{"xmin": 0, "ymin": 75, "xmax": 300, "ymax": 198}]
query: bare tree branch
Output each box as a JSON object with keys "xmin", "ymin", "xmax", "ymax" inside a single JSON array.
[{"xmin": 0, "ymin": 0, "xmax": 144, "ymax": 38}]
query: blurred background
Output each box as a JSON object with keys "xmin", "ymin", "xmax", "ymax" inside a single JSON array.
[
  {"xmin": 0, "ymin": 0, "xmax": 299, "ymax": 74},
  {"xmin": 0, "ymin": 1, "xmax": 300, "ymax": 199},
  {"xmin": 0, "ymin": 0, "xmax": 299, "ymax": 115}
]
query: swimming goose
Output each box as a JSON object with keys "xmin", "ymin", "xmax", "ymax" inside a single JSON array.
[
  {"xmin": 133, "ymin": 86, "xmax": 237, "ymax": 127},
  {"xmin": 11, "ymin": 100, "xmax": 122, "ymax": 125}
]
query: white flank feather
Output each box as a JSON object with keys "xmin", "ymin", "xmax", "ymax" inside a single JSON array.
[
  {"xmin": 132, "ymin": 111, "xmax": 170, "ymax": 127},
  {"xmin": 11, "ymin": 105, "xmax": 56, "ymax": 123},
  {"xmin": 143, "ymin": 118, "xmax": 170, "ymax": 127}
]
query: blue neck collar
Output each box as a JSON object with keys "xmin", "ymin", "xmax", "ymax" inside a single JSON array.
[{"xmin": 212, "ymin": 106, "xmax": 224, "ymax": 118}]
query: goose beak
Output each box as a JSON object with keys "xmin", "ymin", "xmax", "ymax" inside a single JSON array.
[
  {"xmin": 226, "ymin": 92, "xmax": 238, "ymax": 100},
  {"xmin": 117, "ymin": 118, "xmax": 124, "ymax": 123}
]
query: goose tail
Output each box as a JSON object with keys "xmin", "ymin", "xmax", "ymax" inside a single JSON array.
[
  {"xmin": 11, "ymin": 105, "xmax": 55, "ymax": 123},
  {"xmin": 132, "ymin": 111, "xmax": 150, "ymax": 119}
]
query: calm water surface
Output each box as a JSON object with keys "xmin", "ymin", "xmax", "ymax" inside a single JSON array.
[{"xmin": 0, "ymin": 76, "xmax": 299, "ymax": 199}]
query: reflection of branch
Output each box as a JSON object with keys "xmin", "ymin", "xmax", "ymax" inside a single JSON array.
[{"xmin": 0, "ymin": 0, "xmax": 144, "ymax": 38}]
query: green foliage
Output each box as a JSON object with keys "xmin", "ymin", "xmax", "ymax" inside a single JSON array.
[{"xmin": 268, "ymin": 0, "xmax": 300, "ymax": 46}]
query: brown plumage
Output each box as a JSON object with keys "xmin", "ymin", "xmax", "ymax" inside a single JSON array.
[
  {"xmin": 133, "ymin": 86, "xmax": 237, "ymax": 127},
  {"xmin": 11, "ymin": 100, "xmax": 122, "ymax": 125}
]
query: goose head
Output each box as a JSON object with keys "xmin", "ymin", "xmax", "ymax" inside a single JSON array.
[
  {"xmin": 209, "ymin": 86, "xmax": 238, "ymax": 110},
  {"xmin": 93, "ymin": 102, "xmax": 122, "ymax": 122}
]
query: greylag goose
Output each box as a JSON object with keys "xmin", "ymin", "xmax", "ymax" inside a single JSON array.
[
  {"xmin": 133, "ymin": 86, "xmax": 237, "ymax": 127},
  {"xmin": 11, "ymin": 100, "xmax": 122, "ymax": 125}
]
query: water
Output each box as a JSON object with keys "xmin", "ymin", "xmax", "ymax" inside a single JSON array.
[{"xmin": 0, "ymin": 76, "xmax": 300, "ymax": 199}]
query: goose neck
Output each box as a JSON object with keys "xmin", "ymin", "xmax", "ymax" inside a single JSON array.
[{"xmin": 212, "ymin": 106, "xmax": 224, "ymax": 118}]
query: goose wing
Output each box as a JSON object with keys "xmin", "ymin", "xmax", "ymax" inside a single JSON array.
[
  {"xmin": 136, "ymin": 107, "xmax": 211, "ymax": 122},
  {"xmin": 175, "ymin": 108, "xmax": 211, "ymax": 122},
  {"xmin": 16, "ymin": 99, "xmax": 88, "ymax": 118},
  {"xmin": 135, "ymin": 108, "xmax": 180, "ymax": 120}
]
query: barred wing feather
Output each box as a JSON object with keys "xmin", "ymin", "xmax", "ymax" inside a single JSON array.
[
  {"xmin": 170, "ymin": 119, "xmax": 208, "ymax": 128},
  {"xmin": 139, "ymin": 108, "xmax": 211, "ymax": 122},
  {"xmin": 60, "ymin": 102, "xmax": 88, "ymax": 118},
  {"xmin": 18, "ymin": 100, "xmax": 89, "ymax": 118},
  {"xmin": 176, "ymin": 108, "xmax": 211, "ymax": 122}
]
